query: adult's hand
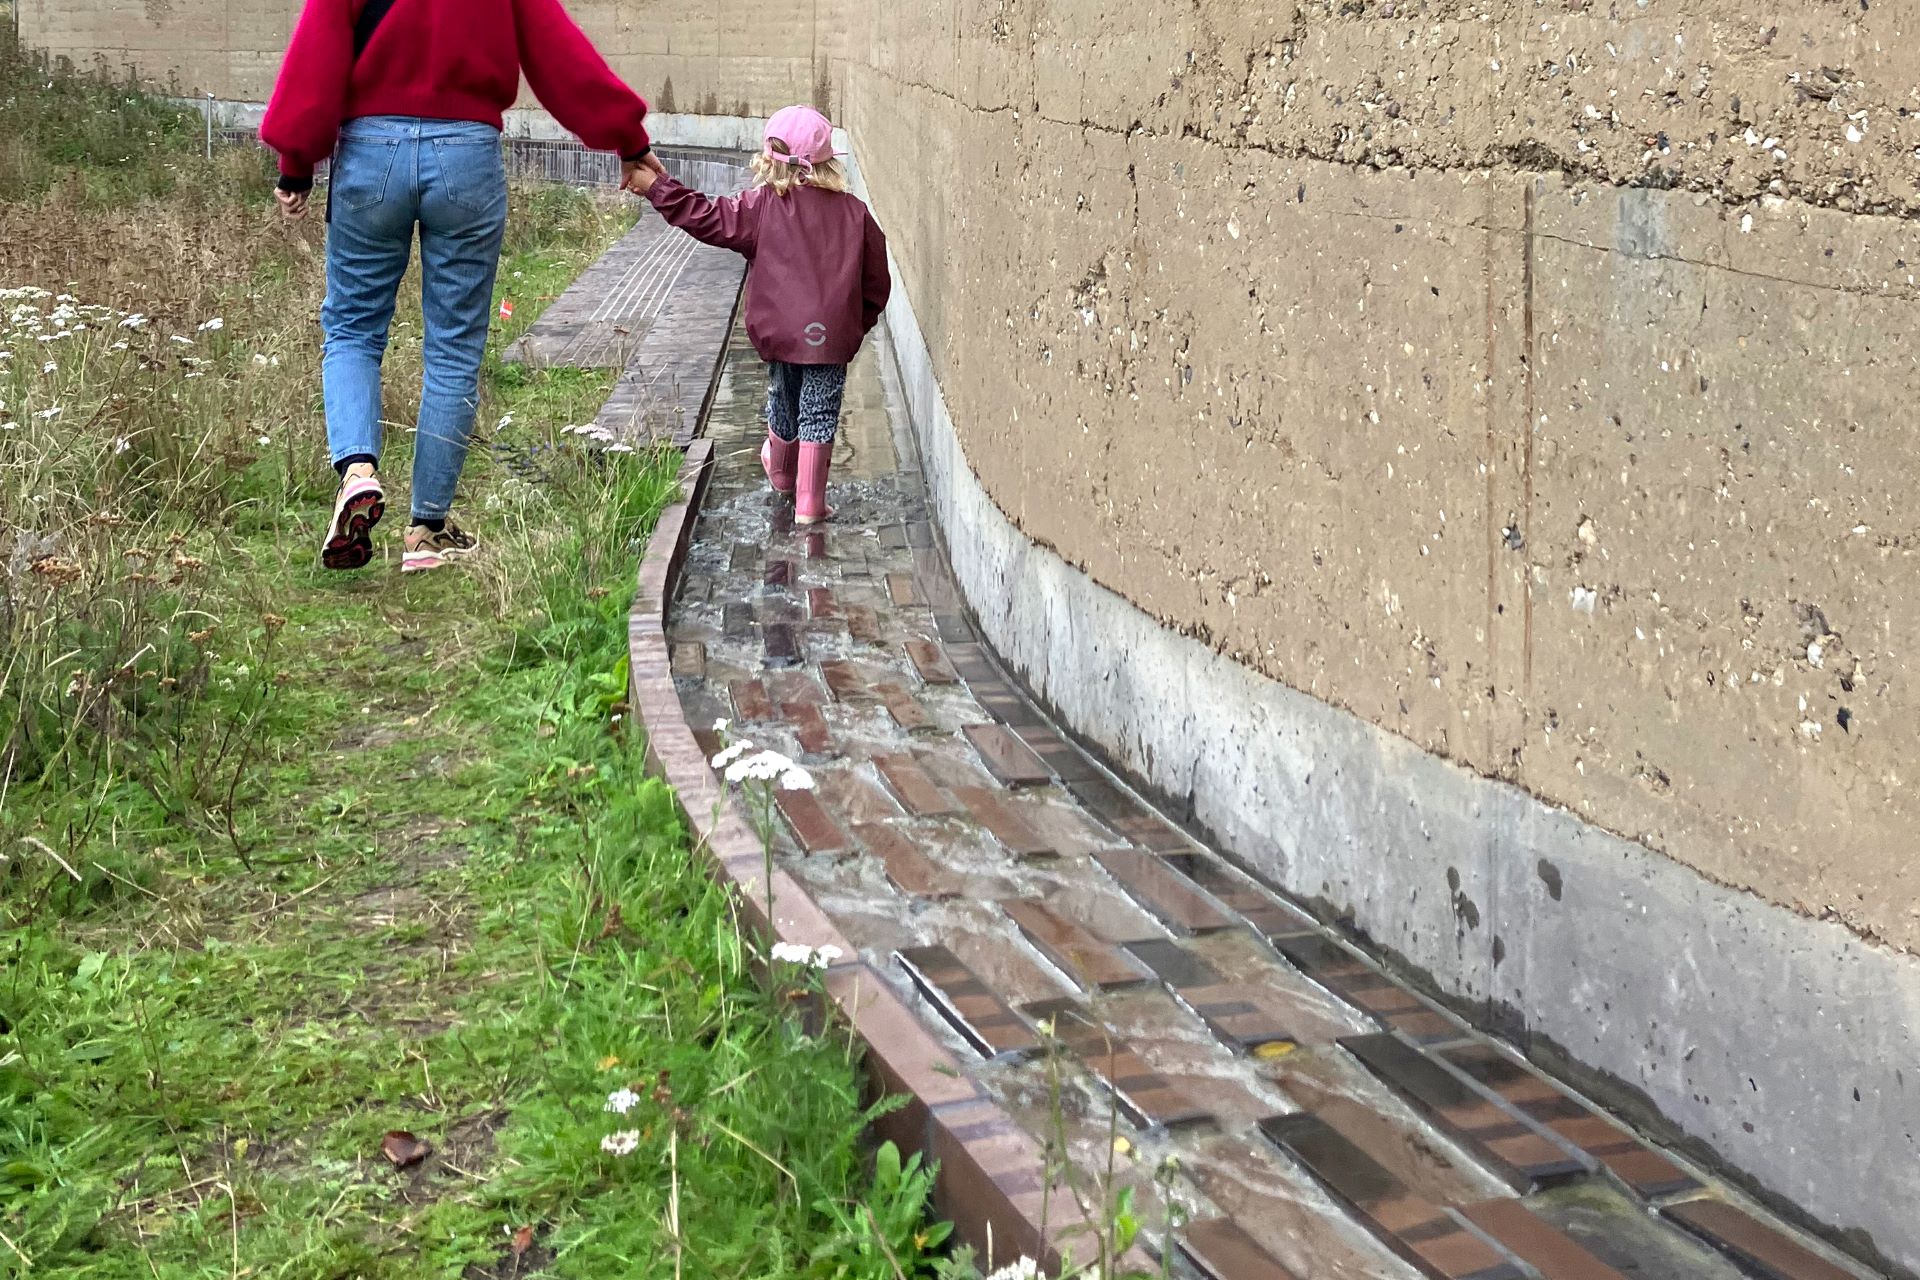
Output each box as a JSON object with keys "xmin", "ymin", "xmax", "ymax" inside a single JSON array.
[
  {"xmin": 621, "ymin": 157, "xmax": 662, "ymax": 196},
  {"xmin": 276, "ymin": 188, "xmax": 309, "ymax": 220}
]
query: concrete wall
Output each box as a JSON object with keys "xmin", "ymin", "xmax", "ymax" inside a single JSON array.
[{"xmin": 21, "ymin": 0, "xmax": 1920, "ymax": 1270}]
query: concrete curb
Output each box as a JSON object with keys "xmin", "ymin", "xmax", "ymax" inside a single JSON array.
[{"xmin": 626, "ymin": 441, "xmax": 1097, "ymax": 1274}]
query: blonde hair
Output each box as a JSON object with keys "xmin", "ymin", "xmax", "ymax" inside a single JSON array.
[{"xmin": 751, "ymin": 142, "xmax": 850, "ymax": 196}]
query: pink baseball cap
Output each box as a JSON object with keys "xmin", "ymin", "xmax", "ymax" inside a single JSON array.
[{"xmin": 763, "ymin": 105, "xmax": 838, "ymax": 170}]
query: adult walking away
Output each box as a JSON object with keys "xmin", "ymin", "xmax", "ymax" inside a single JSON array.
[{"xmin": 262, "ymin": 0, "xmax": 663, "ymax": 572}]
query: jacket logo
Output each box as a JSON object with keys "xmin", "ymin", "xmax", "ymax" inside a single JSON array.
[{"xmin": 803, "ymin": 322, "xmax": 828, "ymax": 348}]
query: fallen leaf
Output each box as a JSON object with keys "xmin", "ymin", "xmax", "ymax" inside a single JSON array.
[
  {"xmin": 511, "ymin": 1225, "xmax": 535, "ymax": 1255},
  {"xmin": 597, "ymin": 1055, "xmax": 621, "ymax": 1071},
  {"xmin": 381, "ymin": 1130, "xmax": 432, "ymax": 1168}
]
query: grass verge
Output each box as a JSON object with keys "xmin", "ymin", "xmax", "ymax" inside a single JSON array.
[{"xmin": 1, "ymin": 35, "xmax": 948, "ymax": 1279}]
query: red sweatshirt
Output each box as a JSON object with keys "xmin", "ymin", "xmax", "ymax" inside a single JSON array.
[
  {"xmin": 646, "ymin": 175, "xmax": 892, "ymax": 366},
  {"xmin": 261, "ymin": 0, "xmax": 650, "ymax": 186}
]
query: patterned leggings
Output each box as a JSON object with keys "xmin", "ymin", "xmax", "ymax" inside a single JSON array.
[{"xmin": 766, "ymin": 360, "xmax": 848, "ymax": 445}]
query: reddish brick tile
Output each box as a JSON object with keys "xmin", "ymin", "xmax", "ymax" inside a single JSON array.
[
  {"xmin": 1259, "ymin": 1113, "xmax": 1524, "ymax": 1280},
  {"xmin": 953, "ymin": 786, "xmax": 1054, "ymax": 858},
  {"xmin": 670, "ymin": 641, "xmax": 706, "ymax": 678},
  {"xmin": 887, "ymin": 572, "xmax": 922, "ymax": 606},
  {"xmin": 857, "ymin": 824, "xmax": 960, "ymax": 899},
  {"xmin": 804, "ymin": 530, "xmax": 829, "ymax": 560},
  {"xmin": 1127, "ymin": 940, "xmax": 1298, "ymax": 1056},
  {"xmin": 729, "ymin": 678, "xmax": 774, "ymax": 722},
  {"xmin": 872, "ymin": 754, "xmax": 960, "ymax": 817},
  {"xmin": 1025, "ymin": 997, "xmax": 1209, "ymax": 1129},
  {"xmin": 1440, "ymin": 1044, "xmax": 1700, "ymax": 1199},
  {"xmin": 845, "ymin": 605, "xmax": 883, "ymax": 646},
  {"xmin": 775, "ymin": 788, "xmax": 849, "ymax": 855},
  {"xmin": 762, "ymin": 621, "xmax": 803, "ymax": 668},
  {"xmin": 764, "ymin": 558, "xmax": 795, "ymax": 589},
  {"xmin": 1343, "ymin": 1034, "xmax": 1589, "ymax": 1192},
  {"xmin": 1000, "ymin": 900, "xmax": 1151, "ymax": 989},
  {"xmin": 1180, "ymin": 1218, "xmax": 1303, "ymax": 1280},
  {"xmin": 906, "ymin": 638, "xmax": 960, "ymax": 685},
  {"xmin": 878, "ymin": 682, "xmax": 936, "ymax": 733},
  {"xmin": 1163, "ymin": 852, "xmax": 1317, "ymax": 939},
  {"xmin": 766, "ymin": 671, "xmax": 828, "ymax": 705},
  {"xmin": 781, "ymin": 701, "xmax": 833, "ymax": 756},
  {"xmin": 821, "ymin": 658, "xmax": 872, "ymax": 702},
  {"xmin": 1661, "ymin": 1199, "xmax": 1857, "ymax": 1280},
  {"xmin": 897, "ymin": 943, "xmax": 1041, "ymax": 1057},
  {"xmin": 962, "ymin": 723, "xmax": 1052, "ymax": 787},
  {"xmin": 1093, "ymin": 848, "xmax": 1237, "ymax": 935},
  {"xmin": 808, "ymin": 587, "xmax": 839, "ymax": 619},
  {"xmin": 929, "ymin": 1098, "xmax": 1085, "ymax": 1276},
  {"xmin": 1459, "ymin": 1200, "xmax": 1629, "ymax": 1280}
]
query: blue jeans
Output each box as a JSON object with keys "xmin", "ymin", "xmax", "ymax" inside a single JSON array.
[{"xmin": 321, "ymin": 116, "xmax": 507, "ymax": 521}]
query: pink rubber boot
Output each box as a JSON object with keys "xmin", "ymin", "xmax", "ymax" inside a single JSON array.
[
  {"xmin": 795, "ymin": 440, "xmax": 834, "ymax": 524},
  {"xmin": 761, "ymin": 430, "xmax": 797, "ymax": 495}
]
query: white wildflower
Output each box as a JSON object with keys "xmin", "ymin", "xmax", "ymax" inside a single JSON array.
[
  {"xmin": 119, "ymin": 313, "xmax": 149, "ymax": 329},
  {"xmin": 253, "ymin": 353, "xmax": 270, "ymax": 366},
  {"xmin": 257, "ymin": 435, "xmax": 273, "ymax": 447},
  {"xmin": 36, "ymin": 407, "xmax": 61, "ymax": 420},
  {"xmin": 599, "ymin": 1129, "xmax": 641, "ymax": 1157},
  {"xmin": 780, "ymin": 766, "xmax": 815, "ymax": 792},
  {"xmin": 770, "ymin": 942, "xmax": 843, "ymax": 969},
  {"xmin": 497, "ymin": 412, "xmax": 514, "ymax": 429},
  {"xmin": 42, "ymin": 360, "xmax": 56, "ymax": 373},
  {"xmin": 712, "ymin": 717, "xmax": 731, "ymax": 733},
  {"xmin": 197, "ymin": 316, "xmax": 224, "ymax": 332},
  {"xmin": 170, "ymin": 335, "xmax": 194, "ymax": 346},
  {"xmin": 112, "ymin": 436, "xmax": 130, "ymax": 454},
  {"xmin": 711, "ymin": 741, "xmax": 753, "ymax": 770},
  {"xmin": 605, "ymin": 442, "xmax": 635, "ymax": 454},
  {"xmin": 726, "ymin": 749, "xmax": 796, "ymax": 784},
  {"xmin": 0, "ymin": 351, "xmax": 11, "ymax": 360},
  {"xmin": 604, "ymin": 1087, "xmax": 641, "ymax": 1115},
  {"xmin": 986, "ymin": 1259, "xmax": 1043, "ymax": 1280},
  {"xmin": 111, "ymin": 341, "xmax": 128, "ymax": 351}
]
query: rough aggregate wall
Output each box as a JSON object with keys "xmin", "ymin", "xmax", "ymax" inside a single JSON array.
[
  {"xmin": 20, "ymin": 0, "xmax": 1920, "ymax": 951},
  {"xmin": 825, "ymin": 0, "xmax": 1920, "ymax": 963}
]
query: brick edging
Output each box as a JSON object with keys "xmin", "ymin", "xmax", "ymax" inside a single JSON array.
[{"xmin": 626, "ymin": 441, "xmax": 1090, "ymax": 1274}]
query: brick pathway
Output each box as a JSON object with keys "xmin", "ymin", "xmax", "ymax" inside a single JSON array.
[
  {"xmin": 654, "ymin": 319, "xmax": 1875, "ymax": 1280},
  {"xmin": 582, "ymin": 179, "xmax": 1875, "ymax": 1280}
]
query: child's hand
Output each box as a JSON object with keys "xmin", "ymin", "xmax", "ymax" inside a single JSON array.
[{"xmin": 621, "ymin": 154, "xmax": 664, "ymax": 195}]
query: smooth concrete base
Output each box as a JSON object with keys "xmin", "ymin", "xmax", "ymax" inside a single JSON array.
[{"xmin": 842, "ymin": 150, "xmax": 1920, "ymax": 1280}]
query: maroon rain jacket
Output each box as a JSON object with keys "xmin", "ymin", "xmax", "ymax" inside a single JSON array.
[{"xmin": 646, "ymin": 174, "xmax": 891, "ymax": 365}]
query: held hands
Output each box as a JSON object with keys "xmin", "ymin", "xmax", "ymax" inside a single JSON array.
[
  {"xmin": 621, "ymin": 151, "xmax": 666, "ymax": 196},
  {"xmin": 276, "ymin": 188, "xmax": 309, "ymax": 220}
]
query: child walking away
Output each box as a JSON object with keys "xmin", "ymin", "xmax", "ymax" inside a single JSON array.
[{"xmin": 627, "ymin": 107, "xmax": 891, "ymax": 523}]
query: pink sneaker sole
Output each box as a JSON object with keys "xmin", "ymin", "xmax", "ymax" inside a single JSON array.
[{"xmin": 321, "ymin": 477, "xmax": 384, "ymax": 571}]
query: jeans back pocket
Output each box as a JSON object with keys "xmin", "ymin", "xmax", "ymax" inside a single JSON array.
[
  {"xmin": 432, "ymin": 138, "xmax": 507, "ymax": 216},
  {"xmin": 334, "ymin": 138, "xmax": 399, "ymax": 213}
]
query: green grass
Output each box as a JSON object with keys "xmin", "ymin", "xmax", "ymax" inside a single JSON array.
[{"xmin": 0, "ymin": 45, "xmax": 953, "ymax": 1280}]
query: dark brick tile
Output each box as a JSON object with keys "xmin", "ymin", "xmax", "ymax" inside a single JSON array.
[
  {"xmin": 758, "ymin": 597, "xmax": 805, "ymax": 624},
  {"xmin": 781, "ymin": 701, "xmax": 833, "ymax": 756},
  {"xmin": 887, "ymin": 572, "xmax": 922, "ymax": 606},
  {"xmin": 1024, "ymin": 997, "xmax": 1209, "ymax": 1129},
  {"xmin": 723, "ymin": 602, "xmax": 755, "ymax": 639},
  {"xmin": 766, "ymin": 671, "xmax": 828, "ymax": 705},
  {"xmin": 762, "ymin": 621, "xmax": 803, "ymax": 668},
  {"xmin": 1000, "ymin": 900, "xmax": 1150, "ymax": 989},
  {"xmin": 953, "ymin": 786, "xmax": 1054, "ymax": 858},
  {"xmin": 808, "ymin": 587, "xmax": 839, "ymax": 619},
  {"xmin": 1459, "ymin": 1200, "xmax": 1630, "ymax": 1280},
  {"xmin": 1180, "ymin": 1218, "xmax": 1303, "ymax": 1280},
  {"xmin": 1440, "ymin": 1044, "xmax": 1700, "ymax": 1200},
  {"xmin": 906, "ymin": 520, "xmax": 934, "ymax": 549},
  {"xmin": 675, "ymin": 573, "xmax": 714, "ymax": 604},
  {"xmin": 845, "ymin": 605, "xmax": 883, "ymax": 646},
  {"xmin": 730, "ymin": 542, "xmax": 760, "ymax": 572},
  {"xmin": 934, "ymin": 611, "xmax": 975, "ymax": 643},
  {"xmin": 897, "ymin": 943, "xmax": 1040, "ymax": 1057},
  {"xmin": 878, "ymin": 682, "xmax": 936, "ymax": 733},
  {"xmin": 1272, "ymin": 934, "xmax": 1459, "ymax": 1043},
  {"xmin": 873, "ymin": 754, "xmax": 960, "ymax": 817},
  {"xmin": 1093, "ymin": 848, "xmax": 1237, "ymax": 935},
  {"xmin": 1259, "ymin": 1113, "xmax": 1523, "ymax": 1280},
  {"xmin": 691, "ymin": 727, "xmax": 724, "ymax": 765},
  {"xmin": 943, "ymin": 641, "xmax": 999, "ymax": 685},
  {"xmin": 1661, "ymin": 1199, "xmax": 1856, "ymax": 1280},
  {"xmin": 1163, "ymin": 852, "xmax": 1317, "ymax": 939},
  {"xmin": 877, "ymin": 524, "xmax": 909, "ymax": 550},
  {"xmin": 1342, "ymin": 1034, "xmax": 1589, "ymax": 1192},
  {"xmin": 670, "ymin": 641, "xmax": 706, "ymax": 678},
  {"xmin": 1066, "ymin": 776, "xmax": 1192, "ymax": 851},
  {"xmin": 821, "ymin": 658, "xmax": 873, "ymax": 702},
  {"xmin": 856, "ymin": 824, "xmax": 959, "ymax": 900},
  {"xmin": 963, "ymin": 723, "xmax": 1053, "ymax": 787},
  {"xmin": 764, "ymin": 558, "xmax": 794, "ymax": 589},
  {"xmin": 775, "ymin": 788, "xmax": 848, "ymax": 855},
  {"xmin": 906, "ymin": 638, "xmax": 960, "ymax": 685},
  {"xmin": 729, "ymin": 679, "xmax": 775, "ymax": 723},
  {"xmin": 1011, "ymin": 724, "xmax": 1100, "ymax": 783},
  {"xmin": 1127, "ymin": 940, "xmax": 1298, "ymax": 1057},
  {"xmin": 970, "ymin": 681, "xmax": 1049, "ymax": 729}
]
